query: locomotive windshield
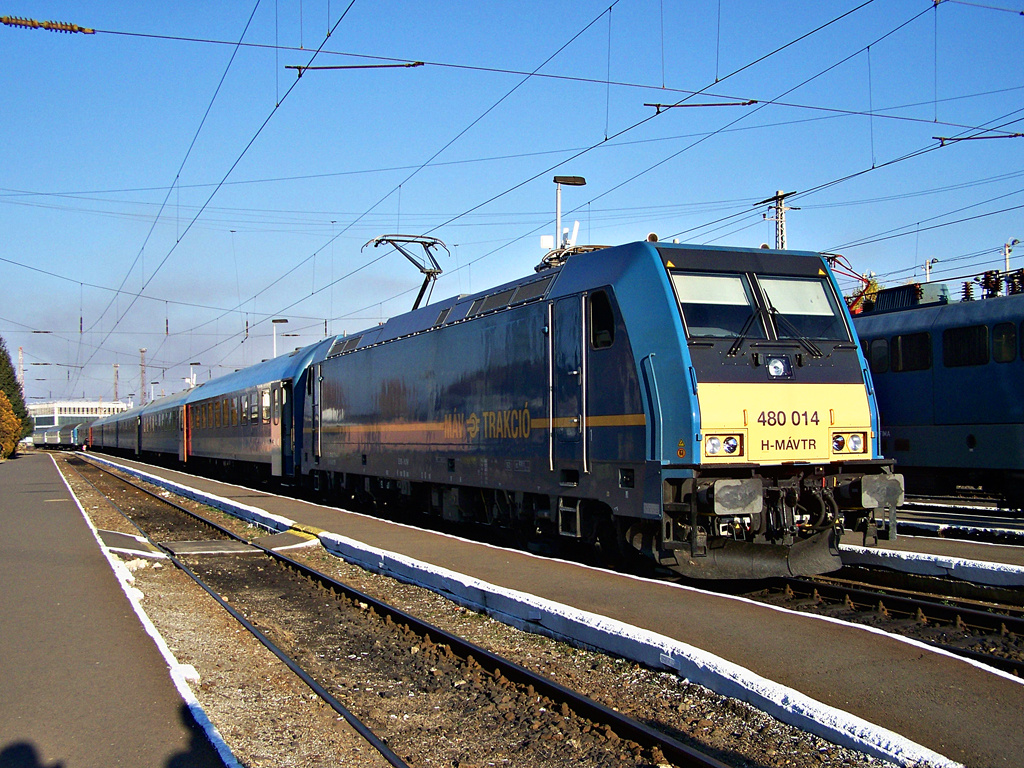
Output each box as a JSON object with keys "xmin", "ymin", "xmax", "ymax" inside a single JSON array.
[
  {"xmin": 671, "ymin": 272, "xmax": 767, "ymax": 339},
  {"xmin": 672, "ymin": 271, "xmax": 850, "ymax": 342},
  {"xmin": 759, "ymin": 276, "xmax": 850, "ymax": 341}
]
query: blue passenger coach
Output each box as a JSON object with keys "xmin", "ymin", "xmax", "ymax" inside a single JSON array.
[
  {"xmin": 301, "ymin": 241, "xmax": 903, "ymax": 578},
  {"xmin": 91, "ymin": 337, "xmax": 332, "ymax": 482},
  {"xmin": 853, "ymin": 280, "xmax": 1024, "ymax": 507}
]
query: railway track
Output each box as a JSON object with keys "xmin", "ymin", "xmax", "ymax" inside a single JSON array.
[
  {"xmin": 747, "ymin": 569, "xmax": 1024, "ymax": 677},
  {"xmin": 65, "ymin": 455, "xmax": 734, "ymax": 768}
]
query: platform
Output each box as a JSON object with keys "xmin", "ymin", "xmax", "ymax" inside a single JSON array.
[{"xmin": 0, "ymin": 454, "xmax": 229, "ymax": 768}]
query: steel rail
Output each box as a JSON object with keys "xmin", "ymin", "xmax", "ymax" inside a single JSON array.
[
  {"xmin": 783, "ymin": 576, "xmax": 1024, "ymax": 677},
  {"xmin": 73, "ymin": 455, "xmax": 732, "ymax": 768}
]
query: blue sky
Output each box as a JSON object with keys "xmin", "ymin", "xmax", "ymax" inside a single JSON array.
[{"xmin": 2, "ymin": 0, "xmax": 1022, "ymax": 403}]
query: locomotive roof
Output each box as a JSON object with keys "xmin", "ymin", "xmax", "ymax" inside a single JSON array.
[
  {"xmin": 854, "ymin": 289, "xmax": 1024, "ymax": 335},
  {"xmin": 313, "ymin": 241, "xmax": 833, "ymax": 363}
]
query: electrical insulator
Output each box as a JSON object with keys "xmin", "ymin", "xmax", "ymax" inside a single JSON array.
[
  {"xmin": 1, "ymin": 15, "xmax": 95, "ymax": 33},
  {"xmin": 962, "ymin": 282, "xmax": 974, "ymax": 302},
  {"xmin": 982, "ymin": 270, "xmax": 1002, "ymax": 299},
  {"xmin": 1009, "ymin": 270, "xmax": 1024, "ymax": 296}
]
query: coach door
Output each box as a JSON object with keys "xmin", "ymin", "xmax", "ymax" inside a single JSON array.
[
  {"xmin": 279, "ymin": 381, "xmax": 294, "ymax": 476},
  {"xmin": 549, "ymin": 295, "xmax": 588, "ymax": 478},
  {"xmin": 270, "ymin": 383, "xmax": 283, "ymax": 476},
  {"xmin": 179, "ymin": 405, "xmax": 188, "ymax": 463}
]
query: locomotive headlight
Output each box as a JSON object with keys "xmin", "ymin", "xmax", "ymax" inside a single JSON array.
[
  {"xmin": 766, "ymin": 355, "xmax": 792, "ymax": 379},
  {"xmin": 832, "ymin": 432, "xmax": 868, "ymax": 454},
  {"xmin": 704, "ymin": 434, "xmax": 743, "ymax": 458}
]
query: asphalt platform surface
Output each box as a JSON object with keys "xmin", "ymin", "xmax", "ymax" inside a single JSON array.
[{"xmin": 0, "ymin": 453, "xmax": 225, "ymax": 768}]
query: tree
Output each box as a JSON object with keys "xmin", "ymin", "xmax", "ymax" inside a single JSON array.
[
  {"xmin": 0, "ymin": 335, "xmax": 30, "ymax": 444},
  {"xmin": 0, "ymin": 390, "xmax": 21, "ymax": 459}
]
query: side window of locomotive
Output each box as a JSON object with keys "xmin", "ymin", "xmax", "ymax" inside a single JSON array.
[
  {"xmin": 590, "ymin": 290, "xmax": 615, "ymax": 349},
  {"xmin": 868, "ymin": 338, "xmax": 889, "ymax": 373},
  {"xmin": 671, "ymin": 272, "xmax": 765, "ymax": 338},
  {"xmin": 943, "ymin": 325, "xmax": 989, "ymax": 367},
  {"xmin": 992, "ymin": 322, "xmax": 1016, "ymax": 363},
  {"xmin": 758, "ymin": 276, "xmax": 850, "ymax": 341},
  {"xmin": 890, "ymin": 332, "xmax": 931, "ymax": 372}
]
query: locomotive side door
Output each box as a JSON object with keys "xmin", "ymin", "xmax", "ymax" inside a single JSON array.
[
  {"xmin": 549, "ymin": 295, "xmax": 588, "ymax": 477},
  {"xmin": 311, "ymin": 363, "xmax": 322, "ymax": 465}
]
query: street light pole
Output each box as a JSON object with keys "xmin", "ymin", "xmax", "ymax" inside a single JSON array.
[
  {"xmin": 272, "ymin": 319, "xmax": 288, "ymax": 358},
  {"xmin": 553, "ymin": 176, "xmax": 586, "ymax": 249},
  {"xmin": 1005, "ymin": 238, "xmax": 1020, "ymax": 274}
]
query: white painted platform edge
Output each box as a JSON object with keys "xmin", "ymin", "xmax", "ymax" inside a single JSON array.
[{"xmin": 841, "ymin": 543, "xmax": 1024, "ymax": 586}]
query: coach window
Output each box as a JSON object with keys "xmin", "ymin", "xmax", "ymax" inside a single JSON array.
[
  {"xmin": 241, "ymin": 396, "xmax": 248, "ymax": 425},
  {"xmin": 215, "ymin": 402, "xmax": 222, "ymax": 428},
  {"xmin": 993, "ymin": 322, "xmax": 1016, "ymax": 363},
  {"xmin": 262, "ymin": 390, "xmax": 271, "ymax": 423},
  {"xmin": 231, "ymin": 398, "xmax": 239, "ymax": 427},
  {"xmin": 890, "ymin": 332, "xmax": 931, "ymax": 372},
  {"xmin": 942, "ymin": 325, "xmax": 989, "ymax": 367},
  {"xmin": 272, "ymin": 388, "xmax": 281, "ymax": 425},
  {"xmin": 590, "ymin": 290, "xmax": 615, "ymax": 349},
  {"xmin": 868, "ymin": 338, "xmax": 889, "ymax": 373}
]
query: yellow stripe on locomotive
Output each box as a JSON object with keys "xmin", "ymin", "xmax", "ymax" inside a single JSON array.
[{"xmin": 697, "ymin": 383, "xmax": 872, "ymax": 463}]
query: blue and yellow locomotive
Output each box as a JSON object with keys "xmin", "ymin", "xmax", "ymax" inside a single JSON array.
[{"xmin": 300, "ymin": 240, "xmax": 903, "ymax": 578}]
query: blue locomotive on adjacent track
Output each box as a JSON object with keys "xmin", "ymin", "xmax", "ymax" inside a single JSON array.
[
  {"xmin": 853, "ymin": 276, "xmax": 1024, "ymax": 509},
  {"xmin": 90, "ymin": 240, "xmax": 903, "ymax": 578}
]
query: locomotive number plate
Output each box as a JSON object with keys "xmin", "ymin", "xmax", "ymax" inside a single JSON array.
[{"xmin": 756, "ymin": 410, "xmax": 820, "ymax": 428}]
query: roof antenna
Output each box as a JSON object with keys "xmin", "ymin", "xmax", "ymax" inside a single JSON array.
[{"xmin": 363, "ymin": 235, "xmax": 449, "ymax": 310}]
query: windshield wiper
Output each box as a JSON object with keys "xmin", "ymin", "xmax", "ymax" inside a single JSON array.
[
  {"xmin": 726, "ymin": 308, "xmax": 767, "ymax": 357},
  {"xmin": 769, "ymin": 308, "xmax": 823, "ymax": 358}
]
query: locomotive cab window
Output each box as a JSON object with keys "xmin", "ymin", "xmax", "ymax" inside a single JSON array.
[
  {"xmin": 590, "ymin": 290, "xmax": 615, "ymax": 349},
  {"xmin": 993, "ymin": 322, "xmax": 1016, "ymax": 363},
  {"xmin": 671, "ymin": 272, "xmax": 765, "ymax": 338},
  {"xmin": 758, "ymin": 276, "xmax": 851, "ymax": 341},
  {"xmin": 868, "ymin": 338, "xmax": 889, "ymax": 373}
]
